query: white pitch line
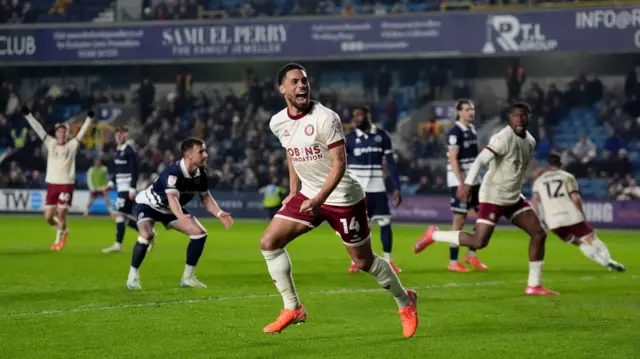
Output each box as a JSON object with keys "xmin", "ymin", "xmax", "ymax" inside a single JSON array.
[{"xmin": 0, "ymin": 275, "xmax": 636, "ymax": 319}]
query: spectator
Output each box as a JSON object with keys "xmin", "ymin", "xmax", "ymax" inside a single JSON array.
[
  {"xmin": 619, "ymin": 178, "xmax": 640, "ymax": 200},
  {"xmin": 624, "ymin": 63, "xmax": 640, "ymax": 100},
  {"xmin": 603, "ymin": 129, "xmax": 628, "ymax": 158},
  {"xmin": 571, "ymin": 134, "xmax": 596, "ymax": 176},
  {"xmin": 534, "ymin": 127, "xmax": 550, "ymax": 161},
  {"xmin": 506, "ymin": 61, "xmax": 526, "ymax": 102}
]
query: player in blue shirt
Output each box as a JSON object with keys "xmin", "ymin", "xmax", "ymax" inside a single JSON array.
[
  {"xmin": 126, "ymin": 138, "xmax": 233, "ymax": 290},
  {"xmin": 415, "ymin": 99, "xmax": 487, "ymax": 272},
  {"xmin": 103, "ymin": 126, "xmax": 140, "ymax": 253},
  {"xmin": 346, "ymin": 106, "xmax": 402, "ymax": 273}
]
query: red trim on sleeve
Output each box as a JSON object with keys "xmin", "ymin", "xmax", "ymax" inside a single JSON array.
[
  {"xmin": 327, "ymin": 139, "xmax": 345, "ymax": 150},
  {"xmin": 485, "ymin": 146, "xmax": 497, "ymax": 155}
]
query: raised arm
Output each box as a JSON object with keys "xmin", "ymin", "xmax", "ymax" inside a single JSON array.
[
  {"xmin": 21, "ymin": 107, "xmax": 48, "ymax": 140},
  {"xmin": 74, "ymin": 111, "xmax": 94, "ymax": 142}
]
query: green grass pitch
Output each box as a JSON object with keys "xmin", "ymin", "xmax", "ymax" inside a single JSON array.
[{"xmin": 0, "ymin": 216, "xmax": 638, "ymax": 359}]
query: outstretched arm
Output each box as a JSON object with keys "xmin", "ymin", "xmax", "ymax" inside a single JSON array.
[
  {"xmin": 74, "ymin": 111, "xmax": 94, "ymax": 142},
  {"xmin": 22, "ymin": 107, "xmax": 48, "ymax": 140}
]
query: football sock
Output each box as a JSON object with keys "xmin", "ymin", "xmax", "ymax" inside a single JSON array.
[
  {"xmin": 115, "ymin": 217, "xmax": 125, "ymax": 244},
  {"xmin": 186, "ymin": 234, "xmax": 207, "ymax": 270},
  {"xmin": 262, "ymin": 248, "xmax": 301, "ymax": 310},
  {"xmin": 433, "ymin": 230, "xmax": 461, "ymax": 246},
  {"xmin": 466, "ymin": 249, "xmax": 477, "ymax": 257},
  {"xmin": 578, "ymin": 242, "xmax": 605, "ymax": 267},
  {"xmin": 527, "ymin": 261, "xmax": 543, "ymax": 287},
  {"xmin": 449, "ymin": 243, "xmax": 460, "ymax": 263},
  {"xmin": 380, "ymin": 224, "xmax": 392, "ymax": 254},
  {"xmin": 591, "ymin": 239, "xmax": 612, "ymax": 264},
  {"xmin": 131, "ymin": 236, "xmax": 151, "ymax": 269},
  {"xmin": 366, "ymin": 255, "xmax": 411, "ymax": 308}
]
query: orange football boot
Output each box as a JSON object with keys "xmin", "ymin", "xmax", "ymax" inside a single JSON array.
[
  {"xmin": 263, "ymin": 305, "xmax": 307, "ymax": 333},
  {"xmin": 464, "ymin": 255, "xmax": 488, "ymax": 271},
  {"xmin": 413, "ymin": 226, "xmax": 438, "ymax": 254},
  {"xmin": 389, "ymin": 261, "xmax": 402, "ymax": 274},
  {"xmin": 348, "ymin": 263, "xmax": 360, "ymax": 273},
  {"xmin": 525, "ymin": 286, "xmax": 559, "ymax": 296},
  {"xmin": 399, "ymin": 289, "xmax": 418, "ymax": 338},
  {"xmin": 57, "ymin": 229, "xmax": 69, "ymax": 250},
  {"xmin": 447, "ymin": 262, "xmax": 470, "ymax": 272}
]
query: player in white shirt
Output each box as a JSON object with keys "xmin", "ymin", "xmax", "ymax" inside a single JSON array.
[
  {"xmin": 414, "ymin": 102, "xmax": 558, "ymax": 296},
  {"xmin": 22, "ymin": 107, "xmax": 93, "ymax": 250},
  {"xmin": 531, "ymin": 153, "xmax": 625, "ymax": 272},
  {"xmin": 260, "ymin": 63, "xmax": 418, "ymax": 337}
]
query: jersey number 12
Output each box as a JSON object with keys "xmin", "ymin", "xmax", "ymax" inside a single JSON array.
[{"xmin": 544, "ymin": 179, "xmax": 565, "ymax": 198}]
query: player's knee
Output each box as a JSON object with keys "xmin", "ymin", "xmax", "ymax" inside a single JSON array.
[
  {"xmin": 473, "ymin": 233, "xmax": 491, "ymax": 249},
  {"xmin": 259, "ymin": 234, "xmax": 279, "ymax": 251},
  {"xmin": 189, "ymin": 229, "xmax": 207, "ymax": 239},
  {"xmin": 531, "ymin": 230, "xmax": 546, "ymax": 243}
]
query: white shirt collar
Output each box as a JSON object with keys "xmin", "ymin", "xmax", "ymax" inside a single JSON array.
[
  {"xmin": 117, "ymin": 143, "xmax": 128, "ymax": 151},
  {"xmin": 179, "ymin": 158, "xmax": 200, "ymax": 179},
  {"xmin": 355, "ymin": 124, "xmax": 378, "ymax": 137},
  {"xmin": 455, "ymin": 121, "xmax": 469, "ymax": 131}
]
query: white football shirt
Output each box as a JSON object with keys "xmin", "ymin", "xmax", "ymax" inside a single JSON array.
[
  {"xmin": 42, "ymin": 137, "xmax": 82, "ymax": 185},
  {"xmin": 270, "ymin": 101, "xmax": 365, "ymax": 206},
  {"xmin": 532, "ymin": 169, "xmax": 584, "ymax": 229},
  {"xmin": 480, "ymin": 126, "xmax": 536, "ymax": 205}
]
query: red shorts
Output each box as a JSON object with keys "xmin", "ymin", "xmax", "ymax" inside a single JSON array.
[
  {"xmin": 551, "ymin": 221, "xmax": 594, "ymax": 242},
  {"xmin": 275, "ymin": 193, "xmax": 371, "ymax": 247},
  {"xmin": 90, "ymin": 190, "xmax": 105, "ymax": 198},
  {"xmin": 45, "ymin": 183, "xmax": 75, "ymax": 208},
  {"xmin": 477, "ymin": 197, "xmax": 532, "ymax": 226}
]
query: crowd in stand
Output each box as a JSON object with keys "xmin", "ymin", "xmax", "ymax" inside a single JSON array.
[
  {"xmin": 503, "ymin": 63, "xmax": 640, "ymax": 199},
  {"xmin": 1, "ymin": 62, "xmax": 640, "ymax": 199},
  {"xmin": 0, "ymin": 0, "xmax": 595, "ymax": 24}
]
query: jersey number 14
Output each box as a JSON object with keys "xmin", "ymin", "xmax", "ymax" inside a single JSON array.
[{"xmin": 339, "ymin": 217, "xmax": 360, "ymax": 234}]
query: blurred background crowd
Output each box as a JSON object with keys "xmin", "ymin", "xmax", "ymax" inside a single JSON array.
[{"xmin": 0, "ymin": 0, "xmax": 639, "ymax": 202}]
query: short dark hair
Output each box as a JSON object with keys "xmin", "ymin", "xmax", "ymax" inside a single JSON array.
[
  {"xmin": 547, "ymin": 153, "xmax": 562, "ymax": 167},
  {"xmin": 352, "ymin": 105, "xmax": 370, "ymax": 115},
  {"xmin": 455, "ymin": 99, "xmax": 474, "ymax": 111},
  {"xmin": 511, "ymin": 101, "xmax": 532, "ymax": 116},
  {"xmin": 277, "ymin": 63, "xmax": 306, "ymax": 85},
  {"xmin": 181, "ymin": 137, "xmax": 205, "ymax": 154}
]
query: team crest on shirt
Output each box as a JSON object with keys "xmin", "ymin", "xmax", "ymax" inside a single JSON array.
[
  {"xmin": 304, "ymin": 124, "xmax": 315, "ymax": 136},
  {"xmin": 375, "ymin": 135, "xmax": 382, "ymax": 143},
  {"xmin": 513, "ymin": 158, "xmax": 521, "ymax": 171},
  {"xmin": 167, "ymin": 175, "xmax": 177, "ymax": 187}
]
